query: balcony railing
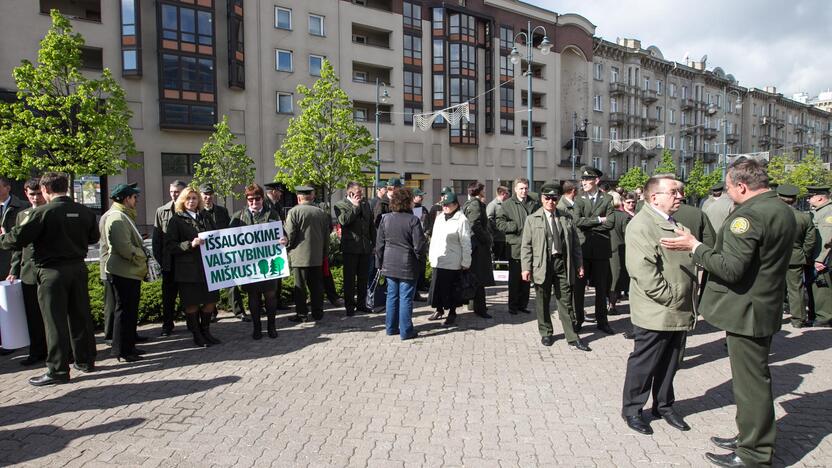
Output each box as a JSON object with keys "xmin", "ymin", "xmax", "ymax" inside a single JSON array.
[
  {"xmin": 642, "ymin": 117, "xmax": 659, "ymax": 130},
  {"xmin": 609, "ymin": 112, "xmax": 625, "ymax": 126},
  {"xmin": 703, "ymin": 128, "xmax": 718, "ymax": 139},
  {"xmin": 726, "ymin": 132, "xmax": 740, "ymax": 143},
  {"xmin": 680, "ymin": 98, "xmax": 694, "ymax": 110},
  {"xmin": 641, "ymin": 89, "xmax": 658, "ymax": 103},
  {"xmin": 609, "ymin": 82, "xmax": 626, "ymax": 95}
]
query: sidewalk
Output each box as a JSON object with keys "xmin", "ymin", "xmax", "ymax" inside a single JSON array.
[{"xmin": 0, "ymin": 285, "xmax": 829, "ymax": 467}]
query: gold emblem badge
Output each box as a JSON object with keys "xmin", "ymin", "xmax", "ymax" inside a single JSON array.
[
  {"xmin": 825, "ymin": 216, "xmax": 832, "ymax": 224},
  {"xmin": 730, "ymin": 217, "xmax": 750, "ymax": 234}
]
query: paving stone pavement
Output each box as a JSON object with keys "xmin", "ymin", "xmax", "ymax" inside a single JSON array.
[{"xmin": 0, "ymin": 285, "xmax": 830, "ymax": 467}]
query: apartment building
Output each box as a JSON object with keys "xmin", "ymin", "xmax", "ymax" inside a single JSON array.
[{"xmin": 0, "ymin": 0, "xmax": 830, "ymax": 224}]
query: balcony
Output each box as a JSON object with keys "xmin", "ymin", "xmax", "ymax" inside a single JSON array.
[
  {"xmin": 774, "ymin": 117, "xmax": 785, "ymax": 128},
  {"xmin": 641, "ymin": 89, "xmax": 658, "ymax": 103},
  {"xmin": 351, "ymin": 62, "xmax": 391, "ymax": 85},
  {"xmin": 352, "ymin": 23, "xmax": 392, "ymax": 49},
  {"xmin": 626, "ymin": 84, "xmax": 641, "ymax": 95},
  {"xmin": 627, "ymin": 114, "xmax": 641, "ymax": 126},
  {"xmin": 349, "ymin": 0, "xmax": 393, "ymax": 12},
  {"xmin": 758, "ymin": 135, "xmax": 770, "ymax": 146},
  {"xmin": 795, "ymin": 124, "xmax": 809, "ymax": 134},
  {"xmin": 642, "ymin": 117, "xmax": 659, "ymax": 130},
  {"xmin": 772, "ymin": 137, "xmax": 784, "ymax": 148},
  {"xmin": 681, "ymin": 127, "xmax": 694, "ymax": 136},
  {"xmin": 703, "ymin": 128, "xmax": 718, "ymax": 139},
  {"xmin": 352, "ymin": 101, "xmax": 391, "ymax": 123},
  {"xmin": 695, "ymin": 99, "xmax": 708, "ymax": 110},
  {"xmin": 609, "ymin": 112, "xmax": 625, "ymax": 126},
  {"xmin": 40, "ymin": 0, "xmax": 101, "ymax": 22},
  {"xmin": 760, "ymin": 116, "xmax": 773, "ymax": 126},
  {"xmin": 680, "ymin": 98, "xmax": 694, "ymax": 110},
  {"xmin": 701, "ymin": 151, "xmax": 719, "ymax": 163},
  {"xmin": 609, "ymin": 82, "xmax": 626, "ymax": 95},
  {"xmin": 726, "ymin": 132, "xmax": 740, "ymax": 143}
]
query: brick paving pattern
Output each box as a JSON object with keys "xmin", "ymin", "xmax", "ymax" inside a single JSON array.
[{"xmin": 0, "ymin": 286, "xmax": 830, "ymax": 467}]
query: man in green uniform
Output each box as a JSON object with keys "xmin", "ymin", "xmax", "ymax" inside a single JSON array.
[
  {"xmin": 0, "ymin": 172, "xmax": 100, "ymax": 386},
  {"xmin": 662, "ymin": 158, "xmax": 795, "ymax": 467},
  {"xmin": 152, "ymin": 179, "xmax": 186, "ymax": 336},
  {"xmin": 573, "ymin": 167, "xmax": 616, "ymax": 335},
  {"xmin": 5, "ymin": 178, "xmax": 48, "ymax": 365},
  {"xmin": 520, "ymin": 182, "xmax": 589, "ymax": 351},
  {"xmin": 807, "ymin": 186, "xmax": 832, "ymax": 327},
  {"xmin": 496, "ymin": 178, "xmax": 540, "ymax": 315},
  {"xmin": 285, "ymin": 186, "xmax": 330, "ymax": 322},
  {"xmin": 777, "ymin": 184, "xmax": 817, "ymax": 327},
  {"xmin": 334, "ymin": 181, "xmax": 376, "ymax": 316}
]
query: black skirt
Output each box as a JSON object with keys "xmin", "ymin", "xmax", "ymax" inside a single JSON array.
[
  {"xmin": 428, "ymin": 268, "xmax": 464, "ymax": 309},
  {"xmin": 177, "ymin": 281, "xmax": 220, "ymax": 306},
  {"xmin": 242, "ymin": 278, "xmax": 280, "ymax": 295}
]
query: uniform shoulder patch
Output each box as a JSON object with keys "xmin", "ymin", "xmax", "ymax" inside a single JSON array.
[
  {"xmin": 729, "ymin": 217, "xmax": 750, "ymax": 234},
  {"xmin": 825, "ymin": 215, "xmax": 832, "ymax": 224}
]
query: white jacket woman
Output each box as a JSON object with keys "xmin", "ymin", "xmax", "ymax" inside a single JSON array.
[{"xmin": 429, "ymin": 208, "xmax": 472, "ymax": 270}]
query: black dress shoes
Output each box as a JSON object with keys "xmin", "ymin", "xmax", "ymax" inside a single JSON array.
[
  {"xmin": 569, "ymin": 340, "xmax": 592, "ymax": 352},
  {"xmin": 508, "ymin": 309, "xmax": 519, "ymax": 315},
  {"xmin": 652, "ymin": 409, "xmax": 690, "ymax": 431},
  {"xmin": 541, "ymin": 336, "xmax": 556, "ymax": 346},
  {"xmin": 20, "ymin": 356, "xmax": 46, "ymax": 366},
  {"xmin": 72, "ymin": 363, "xmax": 95, "ymax": 373},
  {"xmin": 705, "ymin": 452, "xmax": 746, "ymax": 467},
  {"xmin": 236, "ymin": 313, "xmax": 252, "ymax": 322},
  {"xmin": 135, "ymin": 334, "xmax": 149, "ymax": 343},
  {"xmin": 710, "ymin": 435, "xmax": 738, "ymax": 451},
  {"xmin": 160, "ymin": 327, "xmax": 173, "ymax": 337},
  {"xmin": 29, "ymin": 373, "xmax": 70, "ymax": 386},
  {"xmin": 0, "ymin": 348, "xmax": 16, "ymax": 356},
  {"xmin": 624, "ymin": 415, "xmax": 653, "ymax": 435},
  {"xmin": 117, "ymin": 354, "xmax": 143, "ymax": 363},
  {"xmin": 519, "ymin": 308, "xmax": 531, "ymax": 314},
  {"xmin": 598, "ymin": 324, "xmax": 616, "ymax": 335},
  {"xmin": 475, "ymin": 310, "xmax": 493, "ymax": 319},
  {"xmin": 288, "ymin": 315, "xmax": 309, "ymax": 323},
  {"xmin": 623, "ymin": 330, "xmax": 635, "ymax": 340},
  {"xmin": 428, "ymin": 310, "xmax": 445, "ymax": 321}
]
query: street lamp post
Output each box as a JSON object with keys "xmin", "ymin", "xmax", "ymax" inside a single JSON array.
[
  {"xmin": 374, "ymin": 78, "xmax": 390, "ymax": 186},
  {"xmin": 510, "ymin": 21, "xmax": 553, "ymax": 185},
  {"xmin": 570, "ymin": 112, "xmax": 577, "ymax": 180},
  {"xmin": 719, "ymin": 89, "xmax": 743, "ymax": 180}
]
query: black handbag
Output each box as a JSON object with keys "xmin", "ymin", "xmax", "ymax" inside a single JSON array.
[{"xmin": 457, "ymin": 269, "xmax": 479, "ymax": 302}]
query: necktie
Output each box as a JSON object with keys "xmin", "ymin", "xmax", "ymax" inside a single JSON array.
[{"xmin": 549, "ymin": 212, "xmax": 562, "ymax": 255}]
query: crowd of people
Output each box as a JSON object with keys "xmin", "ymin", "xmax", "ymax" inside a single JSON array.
[{"xmin": 0, "ymin": 156, "xmax": 829, "ymax": 466}]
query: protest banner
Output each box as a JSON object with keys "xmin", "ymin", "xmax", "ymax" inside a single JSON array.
[{"xmin": 198, "ymin": 221, "xmax": 289, "ymax": 291}]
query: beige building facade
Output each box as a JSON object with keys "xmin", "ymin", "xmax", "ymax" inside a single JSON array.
[{"xmin": 1, "ymin": 0, "xmax": 830, "ymax": 226}]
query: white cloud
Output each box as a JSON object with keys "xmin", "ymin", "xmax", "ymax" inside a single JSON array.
[{"xmin": 527, "ymin": 0, "xmax": 832, "ymax": 97}]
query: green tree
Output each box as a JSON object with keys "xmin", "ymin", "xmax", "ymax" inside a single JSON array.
[
  {"xmin": 191, "ymin": 115, "xmax": 256, "ymax": 205},
  {"xmin": 686, "ymin": 158, "xmax": 722, "ymax": 199},
  {"xmin": 274, "ymin": 60, "xmax": 375, "ymax": 205},
  {"xmin": 785, "ymin": 150, "xmax": 832, "ymax": 196},
  {"xmin": 618, "ymin": 166, "xmax": 649, "ymax": 191},
  {"xmin": 766, "ymin": 153, "xmax": 792, "ymax": 188},
  {"xmin": 653, "ymin": 149, "xmax": 678, "ymax": 176},
  {"xmin": 0, "ymin": 10, "xmax": 135, "ymax": 181}
]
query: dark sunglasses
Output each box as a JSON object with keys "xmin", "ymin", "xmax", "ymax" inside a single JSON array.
[
  {"xmin": 246, "ymin": 196, "xmax": 262, "ymax": 202},
  {"xmin": 542, "ymin": 195, "xmax": 558, "ymax": 201}
]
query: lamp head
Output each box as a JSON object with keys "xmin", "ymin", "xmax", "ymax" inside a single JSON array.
[
  {"xmin": 509, "ymin": 47, "xmax": 521, "ymax": 65},
  {"xmin": 734, "ymin": 97, "xmax": 742, "ymax": 111},
  {"xmin": 539, "ymin": 36, "xmax": 552, "ymax": 55},
  {"xmin": 380, "ymin": 89, "xmax": 390, "ymax": 104}
]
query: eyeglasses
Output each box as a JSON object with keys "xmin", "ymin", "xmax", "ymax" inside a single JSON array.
[
  {"xmin": 654, "ymin": 190, "xmax": 683, "ymax": 197},
  {"xmin": 246, "ymin": 196, "xmax": 262, "ymax": 202},
  {"xmin": 542, "ymin": 195, "xmax": 558, "ymax": 201}
]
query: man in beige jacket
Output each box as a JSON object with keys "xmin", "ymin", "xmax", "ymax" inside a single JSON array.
[{"xmin": 622, "ymin": 175, "xmax": 696, "ymax": 436}]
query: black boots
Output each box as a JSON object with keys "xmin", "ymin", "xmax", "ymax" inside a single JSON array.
[
  {"xmin": 267, "ymin": 312, "xmax": 278, "ymax": 339},
  {"xmin": 187, "ymin": 313, "xmax": 208, "ymax": 348},
  {"xmin": 251, "ymin": 308, "xmax": 263, "ymax": 340},
  {"xmin": 200, "ymin": 312, "xmax": 221, "ymax": 345}
]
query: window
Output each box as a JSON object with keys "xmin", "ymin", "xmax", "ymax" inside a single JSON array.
[
  {"xmin": 80, "ymin": 47, "xmax": 103, "ymax": 71},
  {"xmin": 162, "ymin": 153, "xmax": 201, "ymax": 176},
  {"xmin": 404, "ymin": 71, "xmax": 422, "ymax": 99},
  {"xmin": 669, "ymin": 109, "xmax": 675, "ymax": 124},
  {"xmin": 668, "ymin": 135, "xmax": 675, "ymax": 149},
  {"xmin": 610, "ymin": 97, "xmax": 618, "ymax": 113},
  {"xmin": 433, "ymin": 39, "xmax": 444, "ymax": 65},
  {"xmin": 500, "ymin": 118, "xmax": 514, "ymax": 134},
  {"xmin": 275, "ymin": 6, "xmax": 291, "ymax": 29},
  {"xmin": 669, "ymin": 83, "xmax": 676, "ymax": 97},
  {"xmin": 610, "ymin": 66, "xmax": 619, "ymax": 83},
  {"xmin": 610, "ymin": 127, "xmax": 618, "ymax": 140},
  {"xmin": 309, "ymin": 55, "xmax": 324, "ymax": 76},
  {"xmin": 704, "ymin": 141, "xmax": 710, "ymax": 152},
  {"xmin": 593, "ymin": 95, "xmax": 602, "ymax": 112},
  {"xmin": 706, "ymin": 92, "xmax": 711, "ymax": 104},
  {"xmin": 644, "ymin": 78, "xmax": 650, "ymax": 90},
  {"xmin": 432, "ymin": 8, "xmax": 443, "ymax": 30},
  {"xmin": 276, "ymin": 92, "xmax": 293, "ymax": 114},
  {"xmin": 656, "ymin": 106, "xmax": 662, "ymax": 121},
  {"xmin": 592, "ymin": 125, "xmax": 601, "ymax": 141},
  {"xmin": 404, "ymin": 34, "xmax": 422, "ymax": 64},
  {"xmin": 592, "ymin": 157, "xmax": 601, "ymax": 169},
  {"xmin": 656, "ymin": 80, "xmax": 663, "ymax": 95},
  {"xmin": 716, "ymin": 94, "xmax": 722, "ymax": 108},
  {"xmin": 308, "ymin": 14, "xmax": 324, "ymax": 36},
  {"xmin": 276, "ymin": 49, "xmax": 292, "ymax": 71},
  {"xmin": 681, "ymin": 85, "xmax": 688, "ymax": 99},
  {"xmin": 499, "ymin": 26, "xmax": 513, "ymax": 49},
  {"xmin": 499, "ymin": 55, "xmax": 513, "ymax": 79},
  {"xmin": 228, "ymin": 0, "xmax": 245, "ymax": 88},
  {"xmin": 594, "ymin": 63, "xmax": 603, "ymax": 81},
  {"xmin": 353, "ymin": 108, "xmax": 368, "ymax": 122},
  {"xmin": 161, "ymin": 4, "xmax": 213, "ymax": 46},
  {"xmin": 681, "ymin": 112, "xmax": 688, "ymax": 125},
  {"xmin": 610, "ymin": 160, "xmax": 618, "ymax": 179},
  {"xmin": 500, "ymin": 87, "xmax": 514, "ymax": 111},
  {"xmin": 353, "ymin": 70, "xmax": 368, "ymax": 83},
  {"xmin": 404, "ymin": 105, "xmax": 420, "ymax": 125},
  {"xmin": 120, "ymin": 0, "xmax": 141, "ymax": 75},
  {"xmin": 162, "ymin": 54, "xmax": 214, "ymax": 92},
  {"xmin": 403, "ymin": 1, "xmax": 421, "ymax": 29},
  {"xmin": 433, "ymin": 75, "xmax": 445, "ymax": 102}
]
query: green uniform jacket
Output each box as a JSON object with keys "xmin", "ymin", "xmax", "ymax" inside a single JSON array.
[
  {"xmin": 0, "ymin": 196, "xmax": 99, "ymax": 267},
  {"xmin": 152, "ymin": 201, "xmax": 175, "ymax": 271},
  {"xmin": 202, "ymin": 204, "xmax": 231, "ymax": 230},
  {"xmin": 673, "ymin": 204, "xmax": 716, "ymax": 247},
  {"xmin": 574, "ymin": 191, "xmax": 614, "ymax": 260},
  {"xmin": 811, "ymin": 200, "xmax": 832, "ymax": 263},
  {"xmin": 285, "ymin": 203, "xmax": 330, "ymax": 268},
  {"xmin": 464, "ymin": 197, "xmax": 495, "ymax": 287},
  {"xmin": 333, "ymin": 198, "xmax": 375, "ymax": 255},
  {"xmin": 694, "ymin": 191, "xmax": 796, "ymax": 337},
  {"xmin": 99, "ymin": 203, "xmax": 148, "ymax": 281},
  {"xmin": 703, "ymin": 195, "xmax": 734, "ymax": 232},
  {"xmin": 1, "ymin": 195, "xmax": 29, "ymax": 276},
  {"xmin": 496, "ymin": 195, "xmax": 540, "ymax": 259},
  {"xmin": 9, "ymin": 208, "xmax": 36, "ymax": 284},
  {"xmin": 485, "ymin": 198, "xmax": 505, "ymax": 243},
  {"xmin": 520, "ymin": 207, "xmax": 582, "ymax": 286},
  {"xmin": 789, "ymin": 207, "xmax": 816, "ymax": 266},
  {"xmin": 608, "ymin": 210, "xmax": 631, "ymax": 252},
  {"xmin": 625, "ymin": 206, "xmax": 697, "ymax": 331},
  {"xmin": 372, "ymin": 194, "xmax": 390, "ymax": 228},
  {"xmin": 230, "ymin": 206, "xmax": 282, "ymax": 228},
  {"xmin": 165, "ymin": 211, "xmax": 215, "ymax": 283}
]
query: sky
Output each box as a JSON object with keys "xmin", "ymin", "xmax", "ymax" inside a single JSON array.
[{"xmin": 526, "ymin": 0, "xmax": 831, "ymax": 99}]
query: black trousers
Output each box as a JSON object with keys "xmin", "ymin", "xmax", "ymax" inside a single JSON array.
[
  {"xmin": 103, "ymin": 279, "xmax": 115, "ymax": 340},
  {"xmin": 161, "ymin": 269, "xmax": 178, "ymax": 331},
  {"xmin": 621, "ymin": 325, "xmax": 685, "ymax": 417},
  {"xmin": 508, "ymin": 258, "xmax": 530, "ymax": 312},
  {"xmin": 575, "ymin": 258, "xmax": 610, "ymax": 327},
  {"xmin": 492, "ymin": 241, "xmax": 508, "ymax": 262},
  {"xmin": 109, "ymin": 274, "xmax": 141, "ymax": 357},
  {"xmin": 343, "ymin": 253, "xmax": 370, "ymax": 312},
  {"xmin": 229, "ymin": 286, "xmax": 245, "ymax": 315},
  {"xmin": 293, "ymin": 266, "xmax": 324, "ymax": 319},
  {"xmin": 22, "ymin": 282, "xmax": 47, "ymax": 359},
  {"xmin": 534, "ymin": 256, "xmax": 578, "ymax": 342}
]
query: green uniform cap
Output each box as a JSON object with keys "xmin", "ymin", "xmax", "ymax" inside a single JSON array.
[
  {"xmin": 776, "ymin": 184, "xmax": 799, "ymax": 198},
  {"xmin": 198, "ymin": 183, "xmax": 214, "ymax": 194},
  {"xmin": 441, "ymin": 186, "xmax": 453, "ymax": 194},
  {"xmin": 540, "ymin": 182, "xmax": 560, "ymax": 197},
  {"xmin": 711, "ymin": 182, "xmax": 725, "ymax": 192},
  {"xmin": 110, "ymin": 182, "xmax": 141, "ymax": 200},
  {"xmin": 581, "ymin": 166, "xmax": 603, "ymax": 179},
  {"xmin": 294, "ymin": 185, "xmax": 315, "ymax": 194},
  {"xmin": 440, "ymin": 192, "xmax": 459, "ymax": 205},
  {"xmin": 806, "ymin": 186, "xmax": 830, "ymax": 196},
  {"xmin": 412, "ymin": 188, "xmax": 426, "ymax": 196},
  {"xmin": 386, "ymin": 177, "xmax": 403, "ymax": 188}
]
